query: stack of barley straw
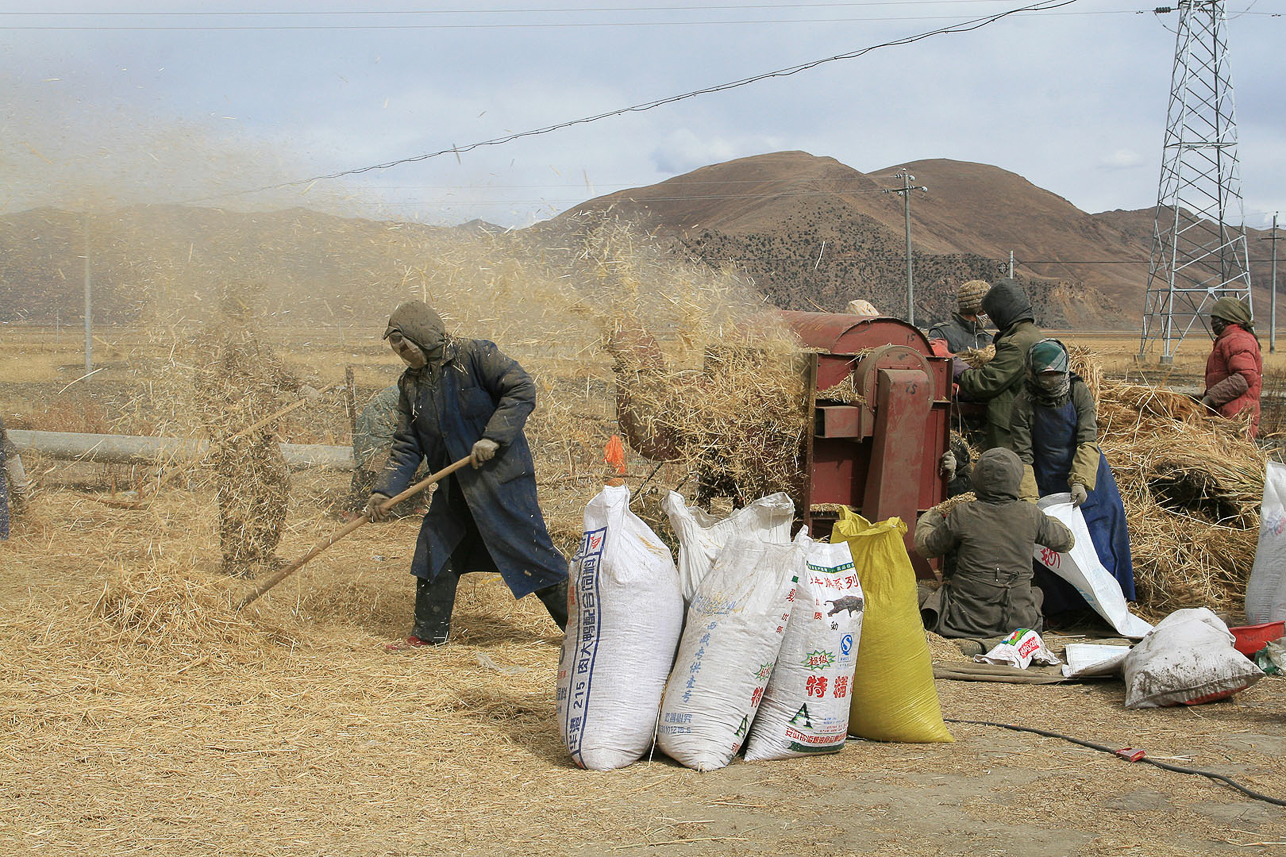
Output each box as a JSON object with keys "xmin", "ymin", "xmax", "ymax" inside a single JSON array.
[{"xmin": 1071, "ymin": 349, "xmax": 1266, "ymax": 616}]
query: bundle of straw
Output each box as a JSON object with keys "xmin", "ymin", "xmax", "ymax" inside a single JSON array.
[{"xmin": 957, "ymin": 344, "xmax": 995, "ymax": 369}]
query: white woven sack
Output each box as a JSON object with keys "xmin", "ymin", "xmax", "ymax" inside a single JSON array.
[
  {"xmin": 1035, "ymin": 495, "xmax": 1153, "ymax": 639},
  {"xmin": 745, "ymin": 539, "xmax": 863, "ymax": 761},
  {"xmin": 663, "ymin": 491, "xmax": 795, "ymax": 601},
  {"xmin": 1123, "ymin": 608, "xmax": 1264, "ymax": 709},
  {"xmin": 1246, "ymin": 462, "xmax": 1286, "ymax": 623},
  {"xmin": 557, "ymin": 485, "xmax": 685, "ymax": 770},
  {"xmin": 656, "ymin": 531, "xmax": 806, "ymax": 771}
]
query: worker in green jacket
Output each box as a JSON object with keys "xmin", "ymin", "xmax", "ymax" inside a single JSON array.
[{"xmin": 955, "ymin": 279, "xmax": 1046, "ymax": 451}]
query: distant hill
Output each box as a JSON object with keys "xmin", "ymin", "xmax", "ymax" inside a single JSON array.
[
  {"xmin": 2, "ymin": 152, "xmax": 1275, "ymax": 331},
  {"xmin": 555, "ymin": 151, "xmax": 1277, "ymax": 330},
  {"xmin": 0, "ymin": 205, "xmax": 449, "ymax": 326},
  {"xmin": 556, "ymin": 151, "xmax": 1139, "ymax": 327}
]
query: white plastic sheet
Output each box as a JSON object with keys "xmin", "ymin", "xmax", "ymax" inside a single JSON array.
[
  {"xmin": 1060, "ymin": 643, "xmax": 1130, "ymax": 678},
  {"xmin": 1246, "ymin": 461, "xmax": 1286, "ymax": 623},
  {"xmin": 1035, "ymin": 494, "xmax": 1153, "ymax": 639}
]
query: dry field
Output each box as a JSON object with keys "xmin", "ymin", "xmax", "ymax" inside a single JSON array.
[
  {"xmin": 1055, "ymin": 329, "xmax": 1286, "ymax": 382},
  {"xmin": 5, "ymin": 318, "xmax": 1286, "ymax": 856}
]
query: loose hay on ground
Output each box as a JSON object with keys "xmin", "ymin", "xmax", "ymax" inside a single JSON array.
[{"xmin": 1072, "ymin": 349, "xmax": 1266, "ymax": 617}]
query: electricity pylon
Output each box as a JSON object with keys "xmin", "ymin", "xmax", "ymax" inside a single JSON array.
[{"xmin": 1138, "ymin": 0, "xmax": 1253, "ymax": 363}]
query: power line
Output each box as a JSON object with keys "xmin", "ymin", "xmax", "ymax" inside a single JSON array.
[
  {"xmin": 0, "ymin": 2, "xmax": 1036, "ymax": 15},
  {"xmin": 188, "ymin": 0, "xmax": 1079, "ymax": 204},
  {"xmin": 0, "ymin": 12, "xmax": 1126, "ymax": 30}
]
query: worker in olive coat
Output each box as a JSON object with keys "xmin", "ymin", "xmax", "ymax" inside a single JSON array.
[
  {"xmin": 1201, "ymin": 296, "xmax": 1263, "ymax": 437},
  {"xmin": 915, "ymin": 447, "xmax": 1075, "ymax": 638},
  {"xmin": 956, "ymin": 279, "xmax": 1046, "ymax": 451},
  {"xmin": 367, "ymin": 300, "xmax": 568, "ymax": 649}
]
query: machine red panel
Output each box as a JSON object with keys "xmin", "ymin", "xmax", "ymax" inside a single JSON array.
[{"xmin": 781, "ymin": 311, "xmax": 950, "ymax": 579}]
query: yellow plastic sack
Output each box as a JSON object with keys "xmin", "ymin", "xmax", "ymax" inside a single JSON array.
[{"xmin": 831, "ymin": 509, "xmax": 952, "ymax": 743}]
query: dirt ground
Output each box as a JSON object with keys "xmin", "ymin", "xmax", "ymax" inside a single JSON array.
[
  {"xmin": 4, "ymin": 326, "xmax": 1286, "ymax": 856},
  {"xmin": 3, "ymin": 474, "xmax": 1286, "ymax": 857}
]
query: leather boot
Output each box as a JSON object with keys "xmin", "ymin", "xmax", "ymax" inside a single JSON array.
[
  {"xmin": 534, "ymin": 579, "xmax": 569, "ymax": 631},
  {"xmin": 410, "ymin": 571, "xmax": 459, "ymax": 644}
]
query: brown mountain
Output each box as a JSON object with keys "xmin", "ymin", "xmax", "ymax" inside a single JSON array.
[
  {"xmin": 557, "ymin": 150, "xmax": 1275, "ymax": 330},
  {"xmin": 4, "ymin": 152, "xmax": 1274, "ymax": 331}
]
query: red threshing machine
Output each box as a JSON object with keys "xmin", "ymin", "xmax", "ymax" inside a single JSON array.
[{"xmin": 778, "ymin": 311, "xmax": 951, "ymax": 579}]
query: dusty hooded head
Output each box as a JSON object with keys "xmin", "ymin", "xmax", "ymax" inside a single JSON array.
[
  {"xmin": 980, "ymin": 278, "xmax": 1034, "ymax": 332},
  {"xmin": 971, "ymin": 447, "xmax": 1022, "ymax": 502},
  {"xmin": 1210, "ymin": 296, "xmax": 1253, "ymax": 330},
  {"xmin": 383, "ymin": 301, "xmax": 447, "ymax": 362}
]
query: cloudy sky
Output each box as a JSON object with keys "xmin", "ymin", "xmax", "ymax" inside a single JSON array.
[{"xmin": 1, "ymin": 0, "xmax": 1282, "ymax": 229}]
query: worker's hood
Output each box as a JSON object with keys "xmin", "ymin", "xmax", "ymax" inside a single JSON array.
[
  {"xmin": 1026, "ymin": 338, "xmax": 1072, "ymax": 406},
  {"xmin": 981, "ymin": 279, "xmax": 1034, "ymax": 332},
  {"xmin": 972, "ymin": 447, "xmax": 1023, "ymax": 502},
  {"xmin": 383, "ymin": 301, "xmax": 447, "ymax": 359},
  {"xmin": 1211, "ymin": 296, "xmax": 1254, "ymax": 328}
]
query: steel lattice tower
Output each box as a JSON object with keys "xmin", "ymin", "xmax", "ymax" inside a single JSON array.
[{"xmin": 1138, "ymin": 0, "xmax": 1253, "ymax": 363}]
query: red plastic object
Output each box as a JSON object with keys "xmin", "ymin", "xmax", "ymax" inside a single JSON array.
[
  {"xmin": 1116, "ymin": 748, "xmax": 1147, "ymax": 762},
  {"xmin": 1229, "ymin": 621, "xmax": 1285, "ymax": 656}
]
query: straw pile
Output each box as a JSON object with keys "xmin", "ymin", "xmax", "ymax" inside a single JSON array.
[
  {"xmin": 91, "ymin": 558, "xmax": 267, "ymax": 649},
  {"xmin": 1072, "ymin": 349, "xmax": 1267, "ymax": 616}
]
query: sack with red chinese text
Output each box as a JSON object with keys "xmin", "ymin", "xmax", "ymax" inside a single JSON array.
[
  {"xmin": 663, "ymin": 490, "xmax": 795, "ymax": 601},
  {"xmin": 656, "ymin": 531, "xmax": 807, "ymax": 771},
  {"xmin": 744, "ymin": 539, "xmax": 863, "ymax": 761},
  {"xmin": 557, "ymin": 485, "xmax": 685, "ymax": 770},
  {"xmin": 1124, "ymin": 608, "xmax": 1264, "ymax": 709}
]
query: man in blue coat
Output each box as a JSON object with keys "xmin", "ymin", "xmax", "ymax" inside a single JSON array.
[{"xmin": 366, "ymin": 300, "xmax": 568, "ymax": 649}]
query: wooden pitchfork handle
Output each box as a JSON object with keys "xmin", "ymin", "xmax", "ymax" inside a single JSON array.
[{"xmin": 236, "ymin": 453, "xmax": 475, "ymax": 610}]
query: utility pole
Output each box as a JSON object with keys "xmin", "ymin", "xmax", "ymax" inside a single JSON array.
[
  {"xmin": 83, "ymin": 216, "xmax": 93, "ymax": 376},
  {"xmin": 883, "ymin": 169, "xmax": 927, "ymax": 325},
  {"xmin": 1265, "ymin": 212, "xmax": 1281, "ymax": 353},
  {"xmin": 1009, "ymin": 251, "xmax": 1015, "ymax": 279}
]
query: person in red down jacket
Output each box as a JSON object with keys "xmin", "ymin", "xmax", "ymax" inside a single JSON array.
[{"xmin": 1201, "ymin": 296, "xmax": 1263, "ymax": 437}]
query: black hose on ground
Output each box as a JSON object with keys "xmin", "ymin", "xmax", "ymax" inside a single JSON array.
[{"xmin": 945, "ymin": 717, "xmax": 1286, "ymax": 807}]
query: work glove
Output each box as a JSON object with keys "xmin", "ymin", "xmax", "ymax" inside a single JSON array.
[
  {"xmin": 952, "ymin": 358, "xmax": 970, "ymax": 381},
  {"xmin": 365, "ymin": 492, "xmax": 393, "ymax": 523},
  {"xmin": 1070, "ymin": 483, "xmax": 1088, "ymax": 507},
  {"xmin": 472, "ymin": 438, "xmax": 499, "ymax": 469},
  {"xmin": 939, "ymin": 450, "xmax": 957, "ymax": 481}
]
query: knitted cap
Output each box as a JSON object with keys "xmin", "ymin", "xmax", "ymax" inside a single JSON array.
[{"xmin": 958, "ymin": 280, "xmax": 990, "ymax": 316}]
